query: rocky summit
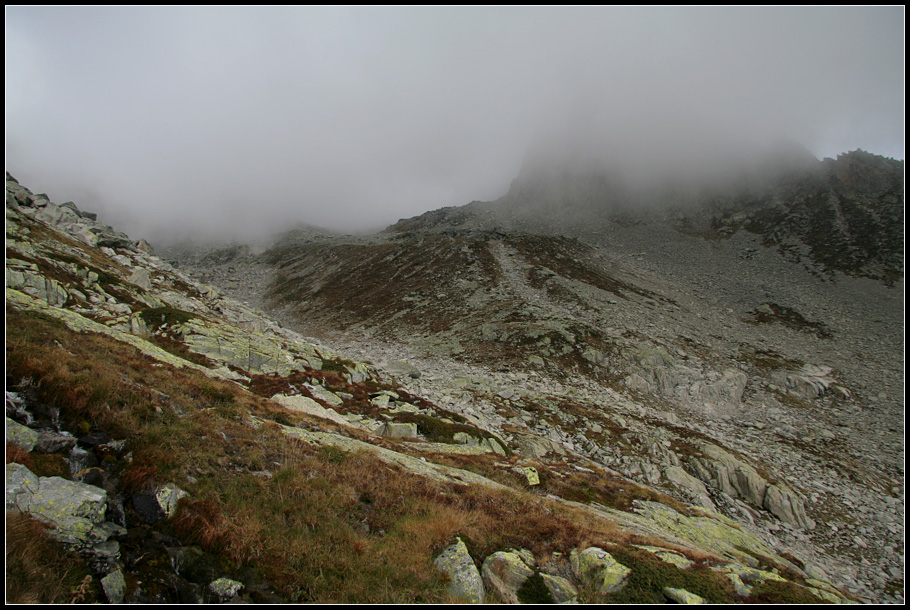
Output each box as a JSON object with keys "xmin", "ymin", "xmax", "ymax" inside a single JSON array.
[{"xmin": 5, "ymin": 149, "xmax": 904, "ymax": 604}]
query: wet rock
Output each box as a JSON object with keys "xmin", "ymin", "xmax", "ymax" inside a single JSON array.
[
  {"xmin": 133, "ymin": 491, "xmax": 167, "ymax": 524},
  {"xmin": 35, "ymin": 430, "xmax": 77, "ymax": 453}
]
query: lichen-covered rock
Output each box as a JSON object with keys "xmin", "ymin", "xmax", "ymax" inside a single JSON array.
[
  {"xmin": 481, "ymin": 551, "xmax": 535, "ymax": 603},
  {"xmin": 570, "ymin": 547, "xmax": 631, "ymax": 594},
  {"xmin": 663, "ymin": 586, "xmax": 707, "ymax": 603},
  {"xmin": 637, "ymin": 545, "xmax": 695, "ymax": 569},
  {"xmin": 304, "ymin": 383, "xmax": 344, "ymax": 406},
  {"xmin": 6, "ymin": 417, "xmax": 39, "ymax": 452},
  {"xmin": 101, "ymin": 569, "xmax": 127, "ymax": 604},
  {"xmin": 6, "ymin": 462, "xmax": 40, "ymax": 511},
  {"xmin": 515, "ymin": 466, "xmax": 540, "ymax": 486},
  {"xmin": 156, "ymin": 483, "xmax": 188, "ymax": 518},
  {"xmin": 23, "ymin": 475, "xmax": 108, "ymax": 547},
  {"xmin": 434, "ymin": 537, "xmax": 485, "ymax": 603},
  {"xmin": 209, "ymin": 577, "xmax": 243, "ymax": 599},
  {"xmin": 540, "ymin": 573, "xmax": 578, "ymax": 603},
  {"xmin": 179, "ymin": 317, "xmax": 319, "ymax": 376}
]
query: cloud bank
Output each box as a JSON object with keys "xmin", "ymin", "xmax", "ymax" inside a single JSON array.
[{"xmin": 5, "ymin": 6, "xmax": 904, "ymax": 241}]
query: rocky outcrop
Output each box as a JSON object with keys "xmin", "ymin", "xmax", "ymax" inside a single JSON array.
[
  {"xmin": 687, "ymin": 443, "xmax": 815, "ymax": 530},
  {"xmin": 623, "ymin": 347, "xmax": 747, "ymax": 407}
]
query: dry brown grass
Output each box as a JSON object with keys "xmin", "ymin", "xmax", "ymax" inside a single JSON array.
[
  {"xmin": 4, "ymin": 306, "xmax": 727, "ymax": 603},
  {"xmin": 5, "ymin": 512, "xmax": 98, "ymax": 603}
]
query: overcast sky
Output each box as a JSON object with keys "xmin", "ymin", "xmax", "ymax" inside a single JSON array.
[{"xmin": 5, "ymin": 6, "xmax": 905, "ymax": 241}]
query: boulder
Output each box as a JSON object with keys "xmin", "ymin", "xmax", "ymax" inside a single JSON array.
[
  {"xmin": 540, "ymin": 573, "xmax": 578, "ymax": 603},
  {"xmin": 6, "ymin": 417, "xmax": 39, "ymax": 452},
  {"xmin": 377, "ymin": 421, "xmax": 418, "ymax": 439},
  {"xmin": 481, "ymin": 551, "xmax": 534, "ymax": 603},
  {"xmin": 23, "ymin": 474, "xmax": 108, "ymax": 547},
  {"xmin": 434, "ymin": 538, "xmax": 485, "ymax": 603},
  {"xmin": 304, "ymin": 383, "xmax": 344, "ymax": 406},
  {"xmin": 515, "ymin": 466, "xmax": 540, "ymax": 486},
  {"xmin": 209, "ymin": 577, "xmax": 243, "ymax": 599},
  {"xmin": 272, "ymin": 394, "xmax": 353, "ymax": 428},
  {"xmin": 763, "ymin": 484, "xmax": 816, "ymax": 530},
  {"xmin": 571, "ymin": 547, "xmax": 631, "ymax": 594},
  {"xmin": 129, "ymin": 268, "xmax": 152, "ymax": 291},
  {"xmin": 386, "ymin": 360, "xmax": 421, "ymax": 379},
  {"xmin": 664, "ymin": 587, "xmax": 707, "ymax": 603},
  {"xmin": 101, "ymin": 569, "xmax": 127, "ymax": 604},
  {"xmin": 6, "ymin": 463, "xmax": 40, "ymax": 511}
]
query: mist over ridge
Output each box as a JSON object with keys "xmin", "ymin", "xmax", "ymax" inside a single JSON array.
[{"xmin": 6, "ymin": 6, "xmax": 904, "ymax": 243}]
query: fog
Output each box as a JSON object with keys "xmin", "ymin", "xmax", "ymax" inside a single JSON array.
[{"xmin": 5, "ymin": 7, "xmax": 904, "ymax": 242}]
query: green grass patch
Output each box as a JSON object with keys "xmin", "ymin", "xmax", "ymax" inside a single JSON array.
[{"xmin": 601, "ymin": 546, "xmax": 734, "ymax": 604}]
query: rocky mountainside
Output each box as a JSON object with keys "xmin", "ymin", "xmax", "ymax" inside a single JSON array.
[
  {"xmin": 5, "ymin": 151, "xmax": 904, "ymax": 605},
  {"xmin": 168, "ymin": 149, "xmax": 904, "ymax": 604}
]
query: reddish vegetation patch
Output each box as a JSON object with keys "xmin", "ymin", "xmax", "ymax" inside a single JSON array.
[{"xmin": 506, "ymin": 234, "xmax": 663, "ymax": 301}]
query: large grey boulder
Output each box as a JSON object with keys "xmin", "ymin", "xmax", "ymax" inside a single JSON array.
[
  {"xmin": 13, "ymin": 469, "xmax": 109, "ymax": 547},
  {"xmin": 570, "ymin": 547, "xmax": 631, "ymax": 594},
  {"xmin": 272, "ymin": 394, "xmax": 352, "ymax": 428},
  {"xmin": 434, "ymin": 538, "xmax": 485, "ymax": 603},
  {"xmin": 481, "ymin": 550, "xmax": 534, "ymax": 603}
]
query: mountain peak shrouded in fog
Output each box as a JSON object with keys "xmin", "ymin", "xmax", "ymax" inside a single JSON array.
[{"xmin": 5, "ymin": 6, "xmax": 903, "ymax": 241}]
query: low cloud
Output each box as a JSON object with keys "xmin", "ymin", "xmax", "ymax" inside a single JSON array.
[{"xmin": 5, "ymin": 6, "xmax": 904, "ymax": 241}]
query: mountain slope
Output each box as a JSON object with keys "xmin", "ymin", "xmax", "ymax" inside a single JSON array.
[
  {"xmin": 8, "ymin": 171, "xmax": 878, "ymax": 604},
  {"xmin": 202, "ymin": 149, "xmax": 904, "ymax": 603}
]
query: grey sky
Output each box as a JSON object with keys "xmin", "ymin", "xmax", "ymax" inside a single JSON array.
[{"xmin": 5, "ymin": 6, "xmax": 905, "ymax": 241}]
